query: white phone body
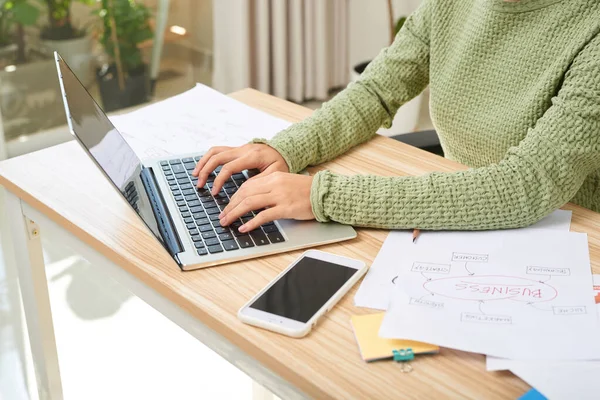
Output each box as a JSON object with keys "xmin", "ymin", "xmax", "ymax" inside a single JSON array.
[{"xmin": 238, "ymin": 250, "xmax": 367, "ymax": 338}]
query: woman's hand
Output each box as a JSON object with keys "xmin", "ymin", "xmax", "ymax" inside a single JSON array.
[
  {"xmin": 192, "ymin": 143, "xmax": 289, "ymax": 195},
  {"xmin": 219, "ymin": 172, "xmax": 315, "ymax": 233}
]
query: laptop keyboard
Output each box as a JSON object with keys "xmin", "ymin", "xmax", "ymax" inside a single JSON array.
[{"xmin": 160, "ymin": 156, "xmax": 285, "ymax": 256}]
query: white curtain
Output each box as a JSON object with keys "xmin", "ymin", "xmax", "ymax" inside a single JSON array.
[{"xmin": 213, "ymin": 0, "xmax": 349, "ymax": 103}]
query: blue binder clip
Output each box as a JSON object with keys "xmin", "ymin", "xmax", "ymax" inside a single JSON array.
[{"xmin": 392, "ymin": 348, "xmax": 414, "ymax": 373}]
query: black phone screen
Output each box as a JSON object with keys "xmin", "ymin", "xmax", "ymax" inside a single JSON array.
[{"xmin": 249, "ymin": 257, "xmax": 357, "ymax": 323}]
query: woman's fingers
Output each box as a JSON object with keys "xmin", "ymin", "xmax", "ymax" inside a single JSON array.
[
  {"xmin": 212, "ymin": 154, "xmax": 258, "ymax": 195},
  {"xmin": 245, "ymin": 163, "xmax": 281, "ymax": 183},
  {"xmin": 195, "ymin": 149, "xmax": 242, "ymax": 188},
  {"xmin": 223, "ymin": 175, "xmax": 271, "ymax": 216},
  {"xmin": 192, "ymin": 146, "xmax": 232, "ymax": 176},
  {"xmin": 239, "ymin": 208, "xmax": 282, "ymax": 233},
  {"xmin": 220, "ymin": 194, "xmax": 274, "ymax": 226},
  {"xmin": 218, "ymin": 172, "xmax": 314, "ymax": 228}
]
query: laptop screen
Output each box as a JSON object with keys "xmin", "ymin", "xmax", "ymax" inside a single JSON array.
[{"xmin": 55, "ymin": 53, "xmax": 170, "ymax": 254}]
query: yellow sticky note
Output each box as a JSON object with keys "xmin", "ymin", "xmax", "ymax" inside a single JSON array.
[{"xmin": 351, "ymin": 313, "xmax": 439, "ymax": 362}]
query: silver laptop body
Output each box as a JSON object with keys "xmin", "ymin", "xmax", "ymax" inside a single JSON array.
[{"xmin": 54, "ymin": 52, "xmax": 356, "ymax": 270}]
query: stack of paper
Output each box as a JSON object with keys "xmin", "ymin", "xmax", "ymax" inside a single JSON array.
[
  {"xmin": 377, "ymin": 227, "xmax": 600, "ymax": 360},
  {"xmin": 352, "ymin": 209, "xmax": 600, "ymax": 398}
]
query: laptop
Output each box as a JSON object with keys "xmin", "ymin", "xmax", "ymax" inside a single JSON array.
[{"xmin": 54, "ymin": 52, "xmax": 356, "ymax": 270}]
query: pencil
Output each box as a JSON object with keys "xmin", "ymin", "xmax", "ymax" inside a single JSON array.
[{"xmin": 412, "ymin": 229, "xmax": 421, "ymax": 243}]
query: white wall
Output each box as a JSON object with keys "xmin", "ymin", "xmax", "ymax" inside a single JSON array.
[{"xmin": 349, "ymin": 0, "xmax": 421, "ymax": 68}]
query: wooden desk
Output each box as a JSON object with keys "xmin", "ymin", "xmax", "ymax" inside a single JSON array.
[{"xmin": 2, "ymin": 89, "xmax": 599, "ymax": 400}]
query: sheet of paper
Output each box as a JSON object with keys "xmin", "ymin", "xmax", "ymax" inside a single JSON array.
[
  {"xmin": 354, "ymin": 210, "xmax": 573, "ymax": 311},
  {"xmin": 511, "ymin": 363, "xmax": 600, "ymax": 400},
  {"xmin": 109, "ymin": 84, "xmax": 292, "ymax": 160},
  {"xmin": 378, "ymin": 229, "xmax": 600, "ymax": 360},
  {"xmin": 487, "ymin": 357, "xmax": 600, "ymax": 372},
  {"xmin": 487, "ymin": 275, "xmax": 600, "ymax": 371}
]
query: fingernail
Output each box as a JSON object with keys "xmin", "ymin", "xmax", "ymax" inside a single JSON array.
[
  {"xmin": 219, "ymin": 212, "xmax": 224, "ymax": 218},
  {"xmin": 239, "ymin": 224, "xmax": 247, "ymax": 233}
]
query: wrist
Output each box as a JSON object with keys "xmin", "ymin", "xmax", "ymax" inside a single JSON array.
[{"xmin": 251, "ymin": 138, "xmax": 293, "ymax": 173}]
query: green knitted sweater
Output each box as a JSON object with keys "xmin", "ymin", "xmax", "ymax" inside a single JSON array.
[{"xmin": 263, "ymin": 0, "xmax": 600, "ymax": 230}]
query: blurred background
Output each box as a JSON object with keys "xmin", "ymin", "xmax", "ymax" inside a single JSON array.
[
  {"xmin": 0, "ymin": 1, "xmax": 432, "ymax": 399},
  {"xmin": 0, "ymin": 0, "xmax": 431, "ymax": 159}
]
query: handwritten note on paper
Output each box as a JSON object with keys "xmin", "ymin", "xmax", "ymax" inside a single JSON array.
[
  {"xmin": 109, "ymin": 84, "xmax": 292, "ymax": 160},
  {"xmin": 378, "ymin": 229, "xmax": 600, "ymax": 361},
  {"xmin": 354, "ymin": 209, "xmax": 573, "ymax": 311}
]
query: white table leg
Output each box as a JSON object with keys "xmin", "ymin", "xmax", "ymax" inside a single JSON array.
[
  {"xmin": 0, "ymin": 186, "xmax": 31, "ymax": 400},
  {"xmin": 6, "ymin": 193, "xmax": 63, "ymax": 400}
]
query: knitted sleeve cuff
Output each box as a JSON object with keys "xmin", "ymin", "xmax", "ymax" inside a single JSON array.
[
  {"xmin": 250, "ymin": 137, "xmax": 298, "ymax": 174},
  {"xmin": 310, "ymin": 170, "xmax": 333, "ymax": 222}
]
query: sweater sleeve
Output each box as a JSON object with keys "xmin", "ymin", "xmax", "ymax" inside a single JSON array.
[
  {"xmin": 311, "ymin": 33, "xmax": 600, "ymax": 230},
  {"xmin": 256, "ymin": 0, "xmax": 432, "ymax": 174}
]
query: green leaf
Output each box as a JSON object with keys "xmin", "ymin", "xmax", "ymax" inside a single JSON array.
[
  {"xmin": 130, "ymin": 28, "xmax": 152, "ymax": 44},
  {"xmin": 12, "ymin": 2, "xmax": 40, "ymax": 26},
  {"xmin": 96, "ymin": 0, "xmax": 153, "ymax": 72}
]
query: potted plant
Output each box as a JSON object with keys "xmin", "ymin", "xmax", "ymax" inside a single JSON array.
[
  {"xmin": 94, "ymin": 0, "xmax": 153, "ymax": 112},
  {"xmin": 351, "ymin": 0, "xmax": 422, "ymax": 136},
  {"xmin": 39, "ymin": 0, "xmax": 95, "ymax": 85},
  {"xmin": 0, "ymin": 0, "xmax": 40, "ymax": 65}
]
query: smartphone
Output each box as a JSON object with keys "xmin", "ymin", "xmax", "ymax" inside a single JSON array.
[{"xmin": 238, "ymin": 250, "xmax": 367, "ymax": 338}]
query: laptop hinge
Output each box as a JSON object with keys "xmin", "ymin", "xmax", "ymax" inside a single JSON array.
[{"xmin": 140, "ymin": 167, "xmax": 184, "ymax": 259}]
